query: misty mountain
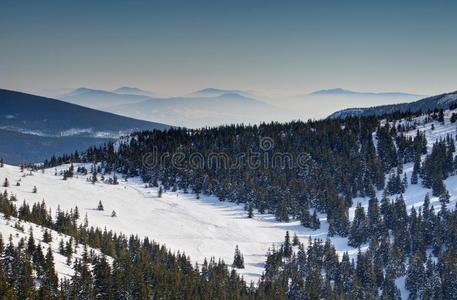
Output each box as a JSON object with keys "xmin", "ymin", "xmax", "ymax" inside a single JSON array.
[
  {"xmin": 328, "ymin": 90, "xmax": 457, "ymax": 118},
  {"xmin": 262, "ymin": 88, "xmax": 425, "ymax": 120},
  {"xmin": 188, "ymin": 88, "xmax": 252, "ymax": 98},
  {"xmin": 60, "ymin": 87, "xmax": 151, "ymax": 108},
  {"xmin": 59, "ymin": 87, "xmax": 289, "ymax": 128},
  {"xmin": 113, "ymin": 86, "xmax": 159, "ymax": 97},
  {"xmin": 309, "ymin": 88, "xmax": 423, "ymax": 98},
  {"xmin": 106, "ymin": 92, "xmax": 290, "ymax": 128}
]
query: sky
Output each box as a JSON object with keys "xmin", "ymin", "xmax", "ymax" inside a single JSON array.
[{"xmin": 1, "ymin": 0, "xmax": 457, "ymax": 97}]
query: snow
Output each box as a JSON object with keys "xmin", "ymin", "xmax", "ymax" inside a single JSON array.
[
  {"xmin": 1, "ymin": 164, "xmax": 340, "ymax": 283},
  {"xmin": 1, "ymin": 108, "xmax": 457, "ymax": 293},
  {"xmin": 395, "ymin": 276, "xmax": 409, "ymax": 299},
  {"xmin": 0, "ymin": 213, "xmax": 109, "ymax": 279}
]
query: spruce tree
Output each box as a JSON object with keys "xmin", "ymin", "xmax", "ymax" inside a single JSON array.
[
  {"xmin": 311, "ymin": 209, "xmax": 320, "ymax": 230},
  {"xmin": 43, "ymin": 229, "xmax": 52, "ymax": 243},
  {"xmin": 348, "ymin": 203, "xmax": 368, "ymax": 248},
  {"xmin": 283, "ymin": 231, "xmax": 292, "ymax": 258},
  {"xmin": 406, "ymin": 253, "xmax": 426, "ymax": 299},
  {"xmin": 248, "ymin": 203, "xmax": 254, "ymax": 218},
  {"xmin": 232, "ymin": 245, "xmax": 244, "ymax": 269},
  {"xmin": 300, "ymin": 204, "xmax": 312, "ymax": 228}
]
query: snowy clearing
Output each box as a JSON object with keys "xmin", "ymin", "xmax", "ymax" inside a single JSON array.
[{"xmin": 0, "ymin": 164, "xmax": 340, "ymax": 282}]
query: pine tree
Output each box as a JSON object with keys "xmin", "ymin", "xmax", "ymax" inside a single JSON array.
[
  {"xmin": 3, "ymin": 178, "xmax": 9, "ymax": 188},
  {"xmin": 292, "ymin": 232, "xmax": 300, "ymax": 246},
  {"xmin": 26, "ymin": 229, "xmax": 35, "ymax": 257},
  {"xmin": 59, "ymin": 239, "xmax": 65, "ymax": 255},
  {"xmin": 43, "ymin": 229, "xmax": 52, "ymax": 243},
  {"xmin": 311, "ymin": 209, "xmax": 320, "ymax": 230},
  {"xmin": 438, "ymin": 109, "xmax": 444, "ymax": 124},
  {"xmin": 439, "ymin": 189, "xmax": 450, "ymax": 208},
  {"xmin": 32, "ymin": 186, "xmax": 37, "ymax": 193},
  {"xmin": 300, "ymin": 204, "xmax": 312, "ymax": 228},
  {"xmin": 91, "ymin": 170, "xmax": 98, "ymax": 184},
  {"xmin": 348, "ymin": 203, "xmax": 368, "ymax": 248},
  {"xmin": 406, "ymin": 253, "xmax": 426, "ymax": 299},
  {"xmin": 97, "ymin": 201, "xmax": 104, "ymax": 211},
  {"xmin": 232, "ymin": 245, "xmax": 244, "ymax": 268},
  {"xmin": 158, "ymin": 186, "xmax": 163, "ymax": 198},
  {"xmin": 283, "ymin": 231, "xmax": 292, "ymax": 258},
  {"xmin": 411, "ymin": 166, "xmax": 419, "ymax": 184},
  {"xmin": 248, "ymin": 203, "xmax": 254, "ymax": 218},
  {"xmin": 111, "ymin": 210, "xmax": 117, "ymax": 217}
]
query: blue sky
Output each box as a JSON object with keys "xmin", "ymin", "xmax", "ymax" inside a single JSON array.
[{"xmin": 1, "ymin": 0, "xmax": 456, "ymax": 96}]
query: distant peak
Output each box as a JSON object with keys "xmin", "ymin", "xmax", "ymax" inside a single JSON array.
[
  {"xmin": 195, "ymin": 87, "xmax": 241, "ymax": 93},
  {"xmin": 114, "ymin": 86, "xmax": 146, "ymax": 93},
  {"xmin": 309, "ymin": 88, "xmax": 355, "ymax": 95},
  {"xmin": 74, "ymin": 87, "xmax": 93, "ymax": 93},
  {"xmin": 190, "ymin": 88, "xmax": 249, "ymax": 98},
  {"xmin": 113, "ymin": 86, "xmax": 157, "ymax": 97},
  {"xmin": 219, "ymin": 92, "xmax": 246, "ymax": 98}
]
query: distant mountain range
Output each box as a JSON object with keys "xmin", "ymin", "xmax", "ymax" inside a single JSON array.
[
  {"xmin": 57, "ymin": 86, "xmax": 430, "ymax": 126},
  {"xmin": 60, "ymin": 88, "xmax": 152, "ymax": 108},
  {"xmin": 58, "ymin": 87, "xmax": 288, "ymax": 128},
  {"xmin": 0, "ymin": 89, "xmax": 169, "ymax": 164},
  {"xmin": 309, "ymin": 88, "xmax": 423, "ymax": 98},
  {"xmin": 328, "ymin": 90, "xmax": 457, "ymax": 118},
  {"xmin": 264, "ymin": 88, "xmax": 425, "ymax": 120}
]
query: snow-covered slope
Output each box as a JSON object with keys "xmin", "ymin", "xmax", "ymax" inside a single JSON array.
[
  {"xmin": 0, "ymin": 164, "xmax": 325, "ymax": 282},
  {"xmin": 329, "ymin": 90, "xmax": 457, "ymax": 119},
  {"xmin": 350, "ymin": 109, "xmax": 457, "ymax": 215},
  {"xmin": 2, "ymin": 108, "xmax": 457, "ymax": 290},
  {"xmin": 0, "ymin": 213, "xmax": 109, "ymax": 279}
]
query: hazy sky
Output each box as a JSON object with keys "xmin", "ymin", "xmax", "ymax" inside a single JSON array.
[{"xmin": 1, "ymin": 0, "xmax": 456, "ymax": 97}]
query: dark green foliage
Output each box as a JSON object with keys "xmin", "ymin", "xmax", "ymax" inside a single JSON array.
[
  {"xmin": 232, "ymin": 245, "xmax": 245, "ymax": 269},
  {"xmin": 421, "ymin": 137, "xmax": 454, "ymax": 196},
  {"xmin": 348, "ymin": 203, "xmax": 368, "ymax": 247}
]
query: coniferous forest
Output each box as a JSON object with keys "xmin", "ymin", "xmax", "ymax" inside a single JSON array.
[{"xmin": 2, "ymin": 109, "xmax": 457, "ymax": 298}]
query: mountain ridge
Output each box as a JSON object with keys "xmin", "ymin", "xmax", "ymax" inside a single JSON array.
[
  {"xmin": 310, "ymin": 87, "xmax": 423, "ymax": 98},
  {"xmin": 328, "ymin": 90, "xmax": 457, "ymax": 118}
]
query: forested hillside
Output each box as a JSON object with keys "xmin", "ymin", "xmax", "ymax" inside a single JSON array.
[{"xmin": 3, "ymin": 106, "xmax": 457, "ymax": 298}]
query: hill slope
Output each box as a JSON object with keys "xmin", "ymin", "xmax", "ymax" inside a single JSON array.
[
  {"xmin": 0, "ymin": 89, "xmax": 169, "ymax": 164},
  {"xmin": 0, "ymin": 129, "xmax": 110, "ymax": 164},
  {"xmin": 0, "ymin": 89, "xmax": 169, "ymax": 136},
  {"xmin": 329, "ymin": 90, "xmax": 457, "ymax": 118}
]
